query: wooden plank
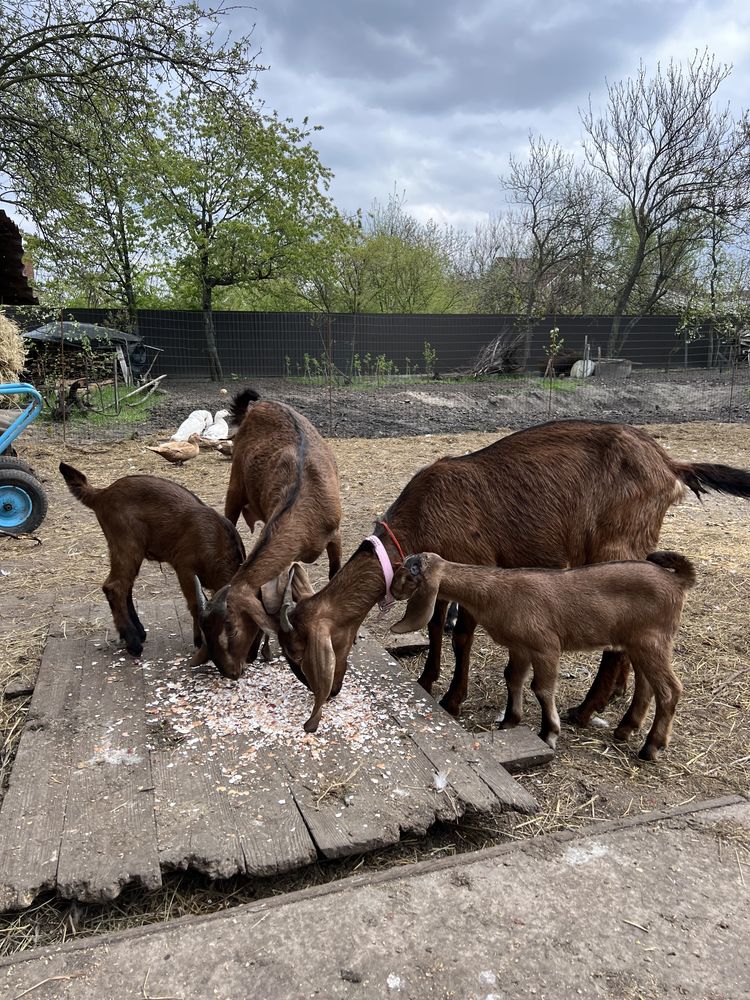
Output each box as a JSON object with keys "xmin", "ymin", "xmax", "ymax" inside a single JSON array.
[
  {"xmin": 0, "ymin": 637, "xmax": 86, "ymax": 911},
  {"xmin": 352, "ymin": 633, "xmax": 538, "ymax": 815},
  {"xmin": 472, "ymin": 728, "xmax": 555, "ymax": 774},
  {"xmin": 282, "ymin": 732, "xmax": 447, "ymax": 860},
  {"xmin": 229, "ymin": 741, "xmax": 317, "ymax": 876},
  {"xmin": 47, "ymin": 602, "xmax": 98, "ymax": 639},
  {"xmin": 55, "ymin": 637, "xmax": 162, "ymax": 902},
  {"xmin": 2, "ymin": 673, "xmax": 35, "ymax": 699},
  {"xmin": 144, "ymin": 605, "xmax": 316, "ymax": 879},
  {"xmin": 385, "ymin": 631, "xmax": 430, "ymax": 658}
]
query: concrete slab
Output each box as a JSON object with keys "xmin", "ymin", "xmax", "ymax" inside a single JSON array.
[{"xmin": 1, "ymin": 795, "xmax": 747, "ymax": 1000}]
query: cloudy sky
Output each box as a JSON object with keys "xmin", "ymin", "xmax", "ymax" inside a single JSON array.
[{"xmin": 241, "ymin": 0, "xmax": 750, "ymax": 232}]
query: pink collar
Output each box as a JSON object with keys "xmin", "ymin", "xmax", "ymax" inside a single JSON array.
[{"xmin": 365, "ymin": 534, "xmax": 395, "ymax": 609}]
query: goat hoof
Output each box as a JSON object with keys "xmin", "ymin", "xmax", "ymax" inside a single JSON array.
[
  {"xmin": 438, "ymin": 696, "xmax": 461, "ymax": 717},
  {"xmin": 417, "ymin": 675, "xmax": 435, "ymax": 694},
  {"xmin": 612, "ymin": 725, "xmax": 634, "ymax": 742},
  {"xmin": 496, "ymin": 717, "xmax": 520, "ymax": 731},
  {"xmin": 125, "ymin": 640, "xmax": 144, "ymax": 657},
  {"xmin": 638, "ymin": 744, "xmax": 662, "ymax": 762},
  {"xmin": 566, "ymin": 704, "xmax": 593, "ymax": 727}
]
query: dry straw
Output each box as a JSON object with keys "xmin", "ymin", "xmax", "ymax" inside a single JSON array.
[{"xmin": 0, "ymin": 312, "xmax": 26, "ymax": 385}]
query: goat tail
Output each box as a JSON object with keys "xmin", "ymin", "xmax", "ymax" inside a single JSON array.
[
  {"xmin": 229, "ymin": 388, "xmax": 261, "ymax": 428},
  {"xmin": 676, "ymin": 461, "xmax": 750, "ymax": 500},
  {"xmin": 59, "ymin": 462, "xmax": 99, "ymax": 508},
  {"xmin": 646, "ymin": 551, "xmax": 697, "ymax": 589}
]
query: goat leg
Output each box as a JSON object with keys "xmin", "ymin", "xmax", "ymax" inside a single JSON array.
[
  {"xmin": 613, "ymin": 668, "xmax": 653, "ymax": 742},
  {"xmin": 326, "ymin": 530, "xmax": 343, "ymax": 578},
  {"xmin": 127, "ymin": 589, "xmax": 147, "ymax": 642},
  {"xmin": 439, "ymin": 606, "xmax": 477, "ymax": 717},
  {"xmin": 638, "ymin": 657, "xmax": 682, "ymax": 762},
  {"xmin": 567, "ymin": 649, "xmax": 631, "ymax": 725},
  {"xmin": 498, "ymin": 652, "xmax": 531, "ymax": 729},
  {"xmin": 530, "ymin": 653, "xmax": 562, "ymax": 749},
  {"xmin": 176, "ymin": 568, "xmax": 206, "ymax": 649},
  {"xmin": 103, "ymin": 571, "xmax": 144, "ymax": 657},
  {"xmin": 417, "ymin": 600, "xmax": 448, "ymax": 693}
]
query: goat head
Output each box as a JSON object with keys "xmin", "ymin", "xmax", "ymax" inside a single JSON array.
[{"xmin": 391, "ymin": 554, "xmax": 440, "ymax": 633}]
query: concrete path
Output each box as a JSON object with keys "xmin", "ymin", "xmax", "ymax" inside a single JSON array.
[{"xmin": 1, "ymin": 795, "xmax": 748, "ymax": 1000}]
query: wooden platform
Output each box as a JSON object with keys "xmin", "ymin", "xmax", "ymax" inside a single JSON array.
[{"xmin": 0, "ymin": 601, "xmax": 550, "ymax": 911}]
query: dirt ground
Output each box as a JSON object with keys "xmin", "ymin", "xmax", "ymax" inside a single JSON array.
[{"xmin": 1, "ymin": 412, "xmax": 749, "ymax": 952}]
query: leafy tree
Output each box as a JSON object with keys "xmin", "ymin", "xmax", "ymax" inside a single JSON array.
[
  {"xmin": 27, "ymin": 95, "xmax": 157, "ymax": 324},
  {"xmin": 581, "ymin": 50, "xmax": 749, "ymax": 354},
  {"xmin": 143, "ymin": 88, "xmax": 339, "ymax": 380},
  {"xmin": 0, "ymin": 0, "xmax": 255, "ymax": 215}
]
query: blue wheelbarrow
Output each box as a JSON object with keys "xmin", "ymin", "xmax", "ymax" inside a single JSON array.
[{"xmin": 0, "ymin": 383, "xmax": 48, "ymax": 535}]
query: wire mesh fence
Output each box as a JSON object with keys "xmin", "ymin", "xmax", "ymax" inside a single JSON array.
[{"xmin": 2, "ymin": 307, "xmax": 749, "ymax": 445}]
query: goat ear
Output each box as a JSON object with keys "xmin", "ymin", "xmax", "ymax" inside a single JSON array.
[
  {"xmin": 188, "ymin": 643, "xmax": 211, "ymax": 669},
  {"xmin": 244, "ymin": 592, "xmax": 279, "ymax": 637},
  {"xmin": 260, "ymin": 573, "xmax": 287, "ymax": 616},
  {"xmin": 302, "ymin": 626, "xmax": 335, "ymax": 733},
  {"xmin": 391, "ymin": 581, "xmax": 438, "ymax": 634},
  {"xmin": 290, "ymin": 562, "xmax": 314, "ymax": 599}
]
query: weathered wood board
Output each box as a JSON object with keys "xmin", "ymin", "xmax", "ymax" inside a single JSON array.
[{"xmin": 0, "ymin": 600, "xmax": 545, "ymax": 910}]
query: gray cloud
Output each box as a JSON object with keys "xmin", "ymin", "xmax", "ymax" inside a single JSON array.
[{"xmin": 239, "ymin": 0, "xmax": 750, "ymax": 229}]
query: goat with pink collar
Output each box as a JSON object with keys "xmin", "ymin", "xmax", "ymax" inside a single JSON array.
[{"xmin": 391, "ymin": 551, "xmax": 696, "ymax": 760}]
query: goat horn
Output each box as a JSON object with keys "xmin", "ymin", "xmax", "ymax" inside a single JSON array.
[
  {"xmin": 194, "ymin": 576, "xmax": 208, "ymax": 617},
  {"xmin": 212, "ymin": 585, "xmax": 230, "ymax": 618},
  {"xmin": 280, "ymin": 567, "xmax": 296, "ymax": 633}
]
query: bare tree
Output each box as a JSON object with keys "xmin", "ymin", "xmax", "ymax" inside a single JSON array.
[
  {"xmin": 488, "ymin": 136, "xmax": 612, "ymax": 364},
  {"xmin": 581, "ymin": 50, "xmax": 749, "ymax": 355}
]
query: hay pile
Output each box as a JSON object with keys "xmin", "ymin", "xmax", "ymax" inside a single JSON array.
[{"xmin": 0, "ymin": 312, "xmax": 26, "ymax": 385}]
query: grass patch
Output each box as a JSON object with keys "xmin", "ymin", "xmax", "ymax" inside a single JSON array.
[{"xmin": 40, "ymin": 384, "xmax": 158, "ymax": 428}]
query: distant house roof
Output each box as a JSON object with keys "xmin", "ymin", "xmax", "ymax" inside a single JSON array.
[{"xmin": 0, "ymin": 210, "xmax": 37, "ymax": 305}]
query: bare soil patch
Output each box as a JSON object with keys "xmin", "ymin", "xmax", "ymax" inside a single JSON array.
[{"xmin": 1, "ymin": 418, "xmax": 748, "ymax": 952}]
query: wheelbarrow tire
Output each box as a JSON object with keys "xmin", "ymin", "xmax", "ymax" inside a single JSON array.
[
  {"xmin": 0, "ymin": 467, "xmax": 48, "ymax": 535},
  {"xmin": 0, "ymin": 457, "xmax": 37, "ymax": 477}
]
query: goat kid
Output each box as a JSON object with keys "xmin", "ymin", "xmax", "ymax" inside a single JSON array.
[
  {"xmin": 194, "ymin": 389, "xmax": 343, "ymax": 678},
  {"xmin": 60, "ymin": 463, "xmax": 246, "ymax": 656},
  {"xmin": 273, "ymin": 420, "xmax": 750, "ymax": 733},
  {"xmin": 391, "ymin": 551, "xmax": 696, "ymax": 760}
]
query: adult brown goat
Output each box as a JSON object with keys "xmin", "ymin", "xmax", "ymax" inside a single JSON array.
[
  {"xmin": 271, "ymin": 420, "xmax": 750, "ymax": 733},
  {"xmin": 59, "ymin": 463, "xmax": 246, "ymax": 656},
  {"xmin": 390, "ymin": 551, "xmax": 696, "ymax": 760},
  {"xmin": 193, "ymin": 389, "xmax": 343, "ymax": 678}
]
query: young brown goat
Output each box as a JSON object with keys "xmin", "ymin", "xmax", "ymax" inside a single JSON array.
[
  {"xmin": 194, "ymin": 389, "xmax": 343, "ymax": 679},
  {"xmin": 59, "ymin": 463, "xmax": 246, "ymax": 656},
  {"xmin": 391, "ymin": 551, "xmax": 696, "ymax": 760},
  {"xmin": 272, "ymin": 420, "xmax": 750, "ymax": 734}
]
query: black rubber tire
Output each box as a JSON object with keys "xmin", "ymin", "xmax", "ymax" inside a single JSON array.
[
  {"xmin": 0, "ymin": 456, "xmax": 37, "ymax": 477},
  {"xmin": 0, "ymin": 465, "xmax": 49, "ymax": 535}
]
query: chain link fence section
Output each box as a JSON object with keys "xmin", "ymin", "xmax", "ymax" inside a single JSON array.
[{"xmin": 4, "ymin": 307, "xmax": 749, "ymax": 445}]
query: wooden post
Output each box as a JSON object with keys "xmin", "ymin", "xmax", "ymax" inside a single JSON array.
[{"xmin": 113, "ymin": 356, "xmax": 120, "ymax": 414}]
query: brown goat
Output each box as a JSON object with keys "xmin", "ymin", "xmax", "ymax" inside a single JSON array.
[
  {"xmin": 271, "ymin": 419, "xmax": 750, "ymax": 733},
  {"xmin": 194, "ymin": 389, "xmax": 343, "ymax": 679},
  {"xmin": 391, "ymin": 551, "xmax": 696, "ymax": 760},
  {"xmin": 59, "ymin": 463, "xmax": 246, "ymax": 656}
]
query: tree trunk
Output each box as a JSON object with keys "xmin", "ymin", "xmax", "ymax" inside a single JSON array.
[{"xmin": 201, "ymin": 282, "xmax": 223, "ymax": 382}]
